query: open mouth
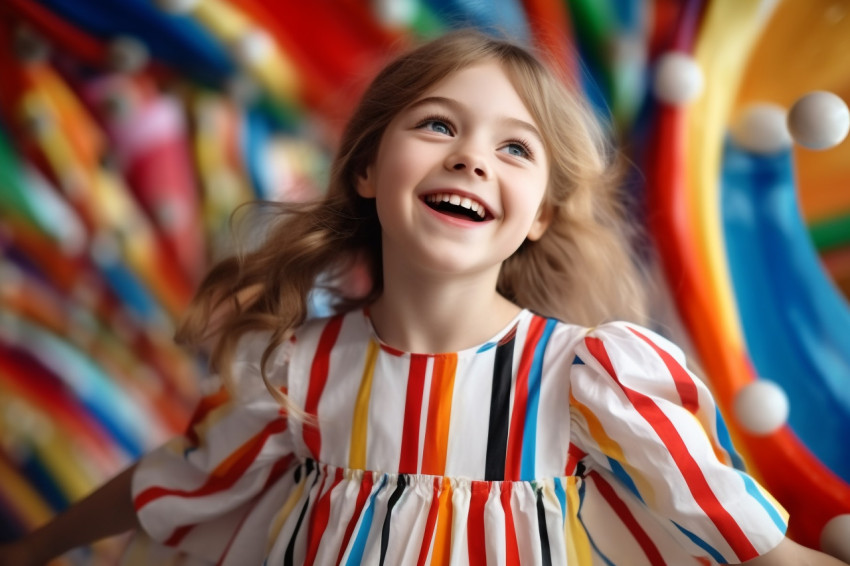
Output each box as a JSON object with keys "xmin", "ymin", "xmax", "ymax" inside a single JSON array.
[{"xmin": 423, "ymin": 193, "xmax": 490, "ymax": 222}]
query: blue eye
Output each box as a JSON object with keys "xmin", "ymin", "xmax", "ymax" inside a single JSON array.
[
  {"xmin": 503, "ymin": 140, "xmax": 533, "ymax": 159},
  {"xmin": 426, "ymin": 121, "xmax": 451, "ymax": 135},
  {"xmin": 417, "ymin": 115, "xmax": 454, "ymax": 136}
]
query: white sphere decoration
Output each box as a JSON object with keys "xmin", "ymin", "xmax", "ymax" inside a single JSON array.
[
  {"xmin": 730, "ymin": 104, "xmax": 792, "ymax": 154},
  {"xmin": 733, "ymin": 380, "xmax": 789, "ymax": 435},
  {"xmin": 821, "ymin": 515, "xmax": 850, "ymax": 562},
  {"xmin": 373, "ymin": 0, "xmax": 418, "ymax": 28},
  {"xmin": 108, "ymin": 36, "xmax": 149, "ymax": 73},
  {"xmin": 155, "ymin": 0, "xmax": 202, "ymax": 14},
  {"xmin": 232, "ymin": 30, "xmax": 274, "ymax": 67},
  {"xmin": 653, "ymin": 51, "xmax": 704, "ymax": 105},
  {"xmin": 787, "ymin": 91, "xmax": 850, "ymax": 150}
]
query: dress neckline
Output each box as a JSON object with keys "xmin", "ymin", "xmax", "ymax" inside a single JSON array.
[{"xmin": 359, "ymin": 308, "xmax": 530, "ymax": 358}]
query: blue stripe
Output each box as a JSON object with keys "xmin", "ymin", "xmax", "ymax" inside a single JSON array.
[
  {"xmin": 572, "ymin": 355, "xmax": 585, "ymax": 365},
  {"xmin": 737, "ymin": 471, "xmax": 788, "ymax": 533},
  {"xmin": 553, "ymin": 478, "xmax": 567, "ymax": 523},
  {"xmin": 672, "ymin": 521, "xmax": 728, "ymax": 564},
  {"xmin": 345, "ymin": 475, "xmax": 388, "ymax": 565},
  {"xmin": 476, "ymin": 341, "xmax": 497, "ymax": 353},
  {"xmin": 607, "ymin": 457, "xmax": 644, "ymax": 503},
  {"xmin": 521, "ymin": 318, "xmax": 557, "ymax": 480},
  {"xmin": 714, "ymin": 406, "xmax": 746, "ymax": 470}
]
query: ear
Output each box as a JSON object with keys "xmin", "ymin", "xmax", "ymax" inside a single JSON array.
[
  {"xmin": 356, "ymin": 165, "xmax": 376, "ymax": 198},
  {"xmin": 526, "ymin": 203, "xmax": 553, "ymax": 241}
]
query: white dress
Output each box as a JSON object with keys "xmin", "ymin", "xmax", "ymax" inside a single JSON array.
[{"xmin": 129, "ymin": 308, "xmax": 787, "ymax": 565}]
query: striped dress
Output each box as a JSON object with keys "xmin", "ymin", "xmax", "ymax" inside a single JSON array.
[{"xmin": 129, "ymin": 308, "xmax": 788, "ymax": 565}]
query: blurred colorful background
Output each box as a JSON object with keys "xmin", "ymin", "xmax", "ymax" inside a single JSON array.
[{"xmin": 0, "ymin": 0, "xmax": 849, "ymax": 563}]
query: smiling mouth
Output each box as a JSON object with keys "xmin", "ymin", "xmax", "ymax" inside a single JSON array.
[{"xmin": 423, "ymin": 193, "xmax": 490, "ymax": 222}]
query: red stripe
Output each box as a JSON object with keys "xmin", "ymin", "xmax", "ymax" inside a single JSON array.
[
  {"xmin": 399, "ymin": 354, "xmax": 427, "ymax": 474},
  {"xmin": 335, "ymin": 472, "xmax": 374, "ymax": 566},
  {"xmin": 564, "ymin": 442, "xmax": 587, "ymax": 476},
  {"xmin": 505, "ymin": 316, "xmax": 546, "ymax": 480},
  {"xmin": 628, "ymin": 327, "xmax": 699, "ymax": 413},
  {"xmin": 467, "ymin": 481, "xmax": 489, "ymax": 566},
  {"xmin": 303, "ymin": 315, "xmax": 344, "ymax": 458},
  {"xmin": 585, "ymin": 336, "xmax": 758, "ymax": 560},
  {"xmin": 416, "ymin": 478, "xmax": 442, "ymax": 566},
  {"xmin": 591, "ymin": 471, "xmax": 665, "ymax": 566},
  {"xmin": 134, "ymin": 418, "xmax": 288, "ymax": 509},
  {"xmin": 304, "ymin": 467, "xmax": 344, "ymax": 566},
  {"xmin": 161, "ymin": 454, "xmax": 294, "ymax": 550},
  {"xmin": 163, "ymin": 524, "xmax": 193, "ymax": 547},
  {"xmin": 500, "ymin": 482, "xmax": 520, "ymax": 566}
]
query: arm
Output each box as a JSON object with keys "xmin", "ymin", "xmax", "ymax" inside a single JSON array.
[
  {"xmin": 743, "ymin": 538, "xmax": 849, "ymax": 566},
  {"xmin": 0, "ymin": 464, "xmax": 139, "ymax": 566}
]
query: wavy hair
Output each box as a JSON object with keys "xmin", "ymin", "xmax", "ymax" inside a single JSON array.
[{"xmin": 177, "ymin": 29, "xmax": 647, "ymax": 406}]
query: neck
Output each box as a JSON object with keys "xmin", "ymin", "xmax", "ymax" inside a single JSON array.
[{"xmin": 368, "ymin": 261, "xmax": 522, "ymax": 354}]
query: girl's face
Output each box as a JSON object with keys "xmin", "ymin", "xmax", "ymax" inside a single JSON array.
[{"xmin": 357, "ymin": 60, "xmax": 551, "ymax": 281}]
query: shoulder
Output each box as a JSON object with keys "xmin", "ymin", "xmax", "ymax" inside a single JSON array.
[{"xmin": 576, "ymin": 320, "xmax": 689, "ymax": 367}]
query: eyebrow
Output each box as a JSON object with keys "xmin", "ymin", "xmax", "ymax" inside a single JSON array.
[{"xmin": 406, "ymin": 96, "xmax": 543, "ymax": 144}]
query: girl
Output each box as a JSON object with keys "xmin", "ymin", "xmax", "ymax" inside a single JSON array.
[{"xmin": 1, "ymin": 30, "xmax": 846, "ymax": 566}]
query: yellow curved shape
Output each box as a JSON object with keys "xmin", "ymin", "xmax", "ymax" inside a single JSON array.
[{"xmin": 686, "ymin": 0, "xmax": 777, "ymax": 354}]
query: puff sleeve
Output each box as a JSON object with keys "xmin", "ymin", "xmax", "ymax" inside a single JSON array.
[
  {"xmin": 569, "ymin": 322, "xmax": 788, "ymax": 564},
  {"xmin": 130, "ymin": 333, "xmax": 297, "ymax": 563}
]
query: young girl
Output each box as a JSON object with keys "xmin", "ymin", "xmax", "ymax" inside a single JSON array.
[{"xmin": 1, "ymin": 29, "xmax": 846, "ymax": 566}]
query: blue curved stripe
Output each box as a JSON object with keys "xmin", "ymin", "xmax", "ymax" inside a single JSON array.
[
  {"xmin": 736, "ymin": 471, "xmax": 788, "ymax": 534},
  {"xmin": 721, "ymin": 139, "xmax": 850, "ymax": 482},
  {"xmin": 712, "ymin": 406, "xmax": 746, "ymax": 471},
  {"xmin": 553, "ymin": 478, "xmax": 567, "ymax": 523},
  {"xmin": 672, "ymin": 521, "xmax": 728, "ymax": 564},
  {"xmin": 345, "ymin": 474, "xmax": 388, "ymax": 565},
  {"xmin": 521, "ymin": 318, "xmax": 557, "ymax": 480}
]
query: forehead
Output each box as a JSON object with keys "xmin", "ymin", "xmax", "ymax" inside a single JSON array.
[{"xmin": 407, "ymin": 61, "xmax": 537, "ymax": 123}]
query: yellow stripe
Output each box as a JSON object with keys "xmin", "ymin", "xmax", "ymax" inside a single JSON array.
[
  {"xmin": 349, "ymin": 339, "xmax": 379, "ymax": 469},
  {"xmin": 430, "ymin": 478, "xmax": 453, "ymax": 566},
  {"xmin": 266, "ymin": 471, "xmax": 309, "ymax": 554},
  {"xmin": 565, "ymin": 477, "xmax": 592, "ymax": 565},
  {"xmin": 570, "ymin": 390, "xmax": 655, "ymax": 505}
]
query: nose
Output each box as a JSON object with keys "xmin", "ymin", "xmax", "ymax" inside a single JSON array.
[{"xmin": 445, "ymin": 145, "xmax": 488, "ymax": 179}]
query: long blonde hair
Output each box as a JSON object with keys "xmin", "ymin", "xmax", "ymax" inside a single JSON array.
[{"xmin": 177, "ymin": 29, "xmax": 647, "ymax": 399}]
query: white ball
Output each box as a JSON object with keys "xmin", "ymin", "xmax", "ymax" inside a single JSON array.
[
  {"xmin": 653, "ymin": 51, "xmax": 704, "ymax": 105},
  {"xmin": 733, "ymin": 380, "xmax": 789, "ymax": 435},
  {"xmin": 821, "ymin": 515, "xmax": 850, "ymax": 562},
  {"xmin": 373, "ymin": 0, "xmax": 418, "ymax": 27},
  {"xmin": 787, "ymin": 91, "xmax": 850, "ymax": 150},
  {"xmin": 730, "ymin": 104, "xmax": 792, "ymax": 154},
  {"xmin": 232, "ymin": 30, "xmax": 274, "ymax": 67},
  {"xmin": 155, "ymin": 0, "xmax": 202, "ymax": 13}
]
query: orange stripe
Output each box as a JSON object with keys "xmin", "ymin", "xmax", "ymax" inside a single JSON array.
[
  {"xmin": 421, "ymin": 354, "xmax": 458, "ymax": 476},
  {"xmin": 430, "ymin": 478, "xmax": 453, "ymax": 566}
]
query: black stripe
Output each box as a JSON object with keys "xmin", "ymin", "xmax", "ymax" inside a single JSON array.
[
  {"xmin": 485, "ymin": 333, "xmax": 515, "ymax": 480},
  {"xmin": 379, "ymin": 475, "xmax": 407, "ymax": 566},
  {"xmin": 536, "ymin": 487, "xmax": 552, "ymax": 566},
  {"xmin": 284, "ymin": 461, "xmax": 319, "ymax": 566}
]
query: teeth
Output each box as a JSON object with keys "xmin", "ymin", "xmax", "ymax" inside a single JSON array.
[{"xmin": 425, "ymin": 192, "xmax": 487, "ymax": 219}]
